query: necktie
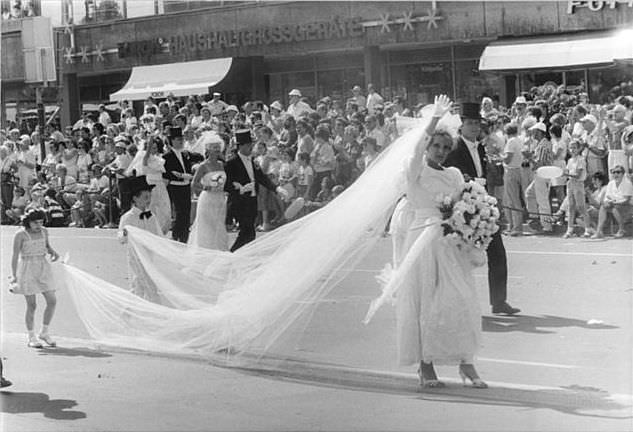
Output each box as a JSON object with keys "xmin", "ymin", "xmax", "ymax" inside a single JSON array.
[{"xmin": 139, "ymin": 211, "xmax": 152, "ymax": 220}]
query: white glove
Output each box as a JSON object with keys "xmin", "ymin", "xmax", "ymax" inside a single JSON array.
[
  {"xmin": 241, "ymin": 182, "xmax": 255, "ymax": 194},
  {"xmin": 432, "ymin": 94, "xmax": 452, "ymax": 118}
]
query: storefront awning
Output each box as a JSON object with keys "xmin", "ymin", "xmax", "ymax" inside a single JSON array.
[
  {"xmin": 110, "ymin": 58, "xmax": 232, "ymax": 101},
  {"xmin": 479, "ymin": 31, "xmax": 632, "ymax": 71}
]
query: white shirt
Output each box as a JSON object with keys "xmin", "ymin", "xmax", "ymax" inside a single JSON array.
[
  {"xmin": 238, "ymin": 152, "xmax": 256, "ymax": 196},
  {"xmin": 366, "ymin": 92, "xmax": 384, "ymax": 114},
  {"xmin": 99, "ymin": 111, "xmax": 111, "ymax": 126},
  {"xmin": 605, "ymin": 177, "xmax": 633, "ymax": 202},
  {"xmin": 463, "ymin": 137, "xmax": 483, "ymax": 177},
  {"xmin": 286, "ymin": 101, "xmax": 313, "ymax": 119},
  {"xmin": 118, "ymin": 205, "xmax": 162, "ymax": 243},
  {"xmin": 172, "ymin": 148, "xmax": 185, "ymax": 170}
]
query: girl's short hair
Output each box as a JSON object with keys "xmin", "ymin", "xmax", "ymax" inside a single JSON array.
[
  {"xmin": 21, "ymin": 208, "xmax": 46, "ymax": 228},
  {"xmin": 315, "ymin": 124, "xmax": 330, "ymax": 141},
  {"xmin": 504, "ymin": 123, "xmax": 519, "ymax": 136},
  {"xmin": 592, "ymin": 171, "xmax": 607, "ymax": 185}
]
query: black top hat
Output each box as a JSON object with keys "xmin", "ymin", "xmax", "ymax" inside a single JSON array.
[
  {"xmin": 235, "ymin": 129, "xmax": 252, "ymax": 146},
  {"xmin": 460, "ymin": 102, "xmax": 481, "ymax": 120},
  {"xmin": 169, "ymin": 127, "xmax": 183, "ymax": 139},
  {"xmin": 129, "ymin": 176, "xmax": 155, "ymax": 197}
]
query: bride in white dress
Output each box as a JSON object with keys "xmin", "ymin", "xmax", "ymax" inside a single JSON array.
[
  {"xmin": 380, "ymin": 95, "xmax": 487, "ymax": 388},
  {"xmin": 189, "ymin": 135, "xmax": 229, "ymax": 250},
  {"xmin": 127, "ymin": 136, "xmax": 172, "ymax": 234}
]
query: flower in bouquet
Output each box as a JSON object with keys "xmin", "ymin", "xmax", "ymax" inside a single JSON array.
[
  {"xmin": 437, "ymin": 181, "xmax": 500, "ymax": 250},
  {"xmin": 208, "ymin": 173, "xmax": 226, "ymax": 188}
]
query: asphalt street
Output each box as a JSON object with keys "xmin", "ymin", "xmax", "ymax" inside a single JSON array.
[{"xmin": 0, "ymin": 226, "xmax": 631, "ymax": 431}]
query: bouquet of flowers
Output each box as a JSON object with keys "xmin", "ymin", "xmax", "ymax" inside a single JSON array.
[
  {"xmin": 437, "ymin": 181, "xmax": 500, "ymax": 250},
  {"xmin": 202, "ymin": 172, "xmax": 226, "ymax": 189}
]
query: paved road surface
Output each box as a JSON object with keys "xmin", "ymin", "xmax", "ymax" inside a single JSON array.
[{"xmin": 1, "ymin": 226, "xmax": 631, "ymax": 431}]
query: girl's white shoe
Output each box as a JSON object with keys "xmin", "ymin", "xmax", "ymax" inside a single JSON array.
[{"xmin": 38, "ymin": 333, "xmax": 57, "ymax": 347}]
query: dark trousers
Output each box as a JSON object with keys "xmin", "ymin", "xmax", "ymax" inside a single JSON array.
[
  {"xmin": 1, "ymin": 182, "xmax": 13, "ymax": 222},
  {"xmin": 486, "ymin": 230, "xmax": 508, "ymax": 306},
  {"xmin": 118, "ymin": 177, "xmax": 133, "ymax": 215},
  {"xmin": 167, "ymin": 184, "xmax": 192, "ymax": 243},
  {"xmin": 230, "ymin": 197, "xmax": 257, "ymax": 252}
]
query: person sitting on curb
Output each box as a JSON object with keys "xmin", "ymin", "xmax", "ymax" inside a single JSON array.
[{"xmin": 592, "ymin": 165, "xmax": 633, "ymax": 239}]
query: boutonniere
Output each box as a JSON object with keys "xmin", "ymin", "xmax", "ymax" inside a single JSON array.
[{"xmin": 253, "ymin": 160, "xmax": 260, "ymax": 169}]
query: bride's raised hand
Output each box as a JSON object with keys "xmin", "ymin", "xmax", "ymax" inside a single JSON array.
[{"xmin": 432, "ymin": 94, "xmax": 452, "ymax": 118}]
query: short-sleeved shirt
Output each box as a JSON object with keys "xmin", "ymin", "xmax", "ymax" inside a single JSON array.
[
  {"xmin": 503, "ymin": 136, "xmax": 523, "ymax": 168},
  {"xmin": 605, "ymin": 177, "xmax": 633, "ymax": 202},
  {"xmin": 566, "ymin": 155, "xmax": 587, "ymax": 182}
]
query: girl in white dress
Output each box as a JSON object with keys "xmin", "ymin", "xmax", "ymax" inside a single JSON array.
[
  {"xmin": 10, "ymin": 208, "xmax": 61, "ymax": 348},
  {"xmin": 387, "ymin": 95, "xmax": 487, "ymax": 389},
  {"xmin": 189, "ymin": 136, "xmax": 229, "ymax": 250}
]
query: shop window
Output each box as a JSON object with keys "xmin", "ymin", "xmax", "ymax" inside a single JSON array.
[
  {"xmin": 455, "ymin": 59, "xmax": 503, "ymax": 105},
  {"xmin": 588, "ymin": 64, "xmax": 633, "ymax": 103},
  {"xmin": 390, "ymin": 63, "xmax": 451, "ymax": 107}
]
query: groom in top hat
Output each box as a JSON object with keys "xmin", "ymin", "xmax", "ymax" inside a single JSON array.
[
  {"xmin": 163, "ymin": 126, "xmax": 203, "ymax": 243},
  {"xmin": 224, "ymin": 129, "xmax": 288, "ymax": 252},
  {"xmin": 444, "ymin": 102, "xmax": 521, "ymax": 315}
]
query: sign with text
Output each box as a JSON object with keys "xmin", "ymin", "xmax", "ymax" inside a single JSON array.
[{"xmin": 567, "ymin": 0, "xmax": 633, "ymax": 14}]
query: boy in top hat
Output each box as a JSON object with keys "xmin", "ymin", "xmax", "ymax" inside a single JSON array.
[
  {"xmin": 118, "ymin": 175, "xmax": 161, "ymax": 302},
  {"xmin": 444, "ymin": 102, "xmax": 521, "ymax": 315},
  {"xmin": 224, "ymin": 129, "xmax": 288, "ymax": 251},
  {"xmin": 162, "ymin": 126, "xmax": 203, "ymax": 243}
]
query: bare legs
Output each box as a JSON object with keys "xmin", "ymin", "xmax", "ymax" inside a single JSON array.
[{"xmin": 24, "ymin": 291, "xmax": 57, "ymax": 348}]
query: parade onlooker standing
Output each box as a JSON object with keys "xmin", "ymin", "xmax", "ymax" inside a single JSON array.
[
  {"xmin": 208, "ymin": 92, "xmax": 228, "ymax": 117},
  {"xmin": 563, "ymin": 140, "xmax": 590, "ymax": 238},
  {"xmin": 106, "ymin": 137, "xmax": 133, "ymax": 214},
  {"xmin": 309, "ymin": 125, "xmax": 335, "ymax": 199},
  {"xmin": 525, "ymin": 122, "xmax": 554, "ymax": 233},
  {"xmin": 98, "ymin": 104, "xmax": 111, "ymax": 126},
  {"xmin": 366, "ymin": 84, "xmax": 384, "ymax": 115},
  {"xmin": 606, "ymin": 104, "xmax": 630, "ymax": 173},
  {"xmin": 16, "ymin": 136, "xmax": 36, "ymax": 191},
  {"xmin": 286, "ymin": 89, "xmax": 313, "ymax": 119},
  {"xmin": 581, "ymin": 113, "xmax": 607, "ymax": 179},
  {"xmin": 10, "ymin": 208, "xmax": 60, "ymax": 348}
]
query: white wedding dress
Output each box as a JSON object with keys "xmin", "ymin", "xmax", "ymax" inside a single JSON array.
[
  {"xmin": 189, "ymin": 171, "xmax": 229, "ymax": 251},
  {"xmin": 56, "ymin": 111, "xmax": 468, "ymax": 369},
  {"xmin": 391, "ymin": 161, "xmax": 483, "ymax": 366}
]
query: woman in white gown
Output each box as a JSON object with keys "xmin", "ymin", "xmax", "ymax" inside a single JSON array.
[
  {"xmin": 128, "ymin": 137, "xmax": 172, "ymax": 234},
  {"xmin": 387, "ymin": 95, "xmax": 487, "ymax": 389},
  {"xmin": 189, "ymin": 134, "xmax": 229, "ymax": 250}
]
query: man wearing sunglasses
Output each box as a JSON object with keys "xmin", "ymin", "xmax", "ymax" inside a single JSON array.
[{"xmin": 592, "ymin": 165, "xmax": 633, "ymax": 239}]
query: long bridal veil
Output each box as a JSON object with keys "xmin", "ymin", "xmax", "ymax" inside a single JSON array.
[{"xmin": 59, "ymin": 113, "xmax": 460, "ymax": 370}]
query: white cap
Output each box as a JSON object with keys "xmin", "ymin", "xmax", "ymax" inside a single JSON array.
[
  {"xmin": 288, "ymin": 89, "xmax": 302, "ymax": 97},
  {"xmin": 514, "ymin": 96, "xmax": 527, "ymax": 105},
  {"xmin": 212, "ymin": 92, "xmax": 221, "ymax": 97},
  {"xmin": 352, "ymin": 85, "xmax": 361, "ymax": 92},
  {"xmin": 529, "ymin": 122, "xmax": 547, "ymax": 133},
  {"xmin": 581, "ymin": 114, "xmax": 598, "ymax": 125},
  {"xmin": 226, "ymin": 105, "xmax": 239, "ymax": 113},
  {"xmin": 270, "ymin": 101, "xmax": 283, "ymax": 111}
]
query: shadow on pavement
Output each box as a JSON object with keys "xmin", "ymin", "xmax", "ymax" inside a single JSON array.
[
  {"xmin": 37, "ymin": 346, "xmax": 112, "ymax": 358},
  {"xmin": 482, "ymin": 314, "xmax": 618, "ymax": 334},
  {"xmin": 0, "ymin": 391, "xmax": 86, "ymax": 420}
]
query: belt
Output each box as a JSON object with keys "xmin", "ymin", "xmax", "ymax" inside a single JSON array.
[{"xmin": 169, "ymin": 180, "xmax": 190, "ymax": 186}]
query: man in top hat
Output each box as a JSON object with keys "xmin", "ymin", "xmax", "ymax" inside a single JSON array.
[
  {"xmin": 118, "ymin": 175, "xmax": 161, "ymax": 302},
  {"xmin": 224, "ymin": 129, "xmax": 288, "ymax": 251},
  {"xmin": 163, "ymin": 126, "xmax": 204, "ymax": 243},
  {"xmin": 444, "ymin": 102, "xmax": 521, "ymax": 315}
]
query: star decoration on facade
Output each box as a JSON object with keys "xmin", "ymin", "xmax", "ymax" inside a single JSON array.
[
  {"xmin": 63, "ymin": 47, "xmax": 74, "ymax": 64},
  {"xmin": 80, "ymin": 46, "xmax": 89, "ymax": 63},
  {"xmin": 425, "ymin": 8, "xmax": 442, "ymax": 30},
  {"xmin": 402, "ymin": 11, "xmax": 414, "ymax": 31},
  {"xmin": 95, "ymin": 44, "xmax": 105, "ymax": 62},
  {"xmin": 379, "ymin": 13, "xmax": 391, "ymax": 33},
  {"xmin": 64, "ymin": 22, "xmax": 73, "ymax": 35}
]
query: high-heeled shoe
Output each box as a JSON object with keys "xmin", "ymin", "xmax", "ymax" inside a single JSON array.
[
  {"xmin": 458, "ymin": 364, "xmax": 488, "ymax": 389},
  {"xmin": 417, "ymin": 363, "xmax": 445, "ymax": 388}
]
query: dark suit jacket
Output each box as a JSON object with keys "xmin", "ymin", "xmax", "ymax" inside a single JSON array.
[
  {"xmin": 444, "ymin": 137, "xmax": 488, "ymax": 184},
  {"xmin": 162, "ymin": 149, "xmax": 203, "ymax": 183},
  {"xmin": 224, "ymin": 154, "xmax": 277, "ymax": 217}
]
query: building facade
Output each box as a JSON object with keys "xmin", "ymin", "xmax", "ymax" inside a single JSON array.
[{"xmin": 3, "ymin": 1, "xmax": 633, "ymax": 127}]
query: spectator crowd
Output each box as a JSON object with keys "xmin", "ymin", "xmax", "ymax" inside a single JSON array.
[{"xmin": 1, "ymin": 80, "xmax": 633, "ymax": 240}]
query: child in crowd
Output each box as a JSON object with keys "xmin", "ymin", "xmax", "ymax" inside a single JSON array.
[
  {"xmin": 563, "ymin": 139, "xmax": 590, "ymax": 238},
  {"xmin": 9, "ymin": 208, "xmax": 61, "ymax": 348},
  {"xmin": 5, "ymin": 186, "xmax": 28, "ymax": 224},
  {"xmin": 296, "ymin": 152, "xmax": 313, "ymax": 200},
  {"xmin": 69, "ymin": 189, "xmax": 93, "ymax": 227}
]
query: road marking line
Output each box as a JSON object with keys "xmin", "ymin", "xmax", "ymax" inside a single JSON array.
[
  {"xmin": 478, "ymin": 357, "xmax": 578, "ymax": 369},
  {"xmin": 507, "ymin": 250, "xmax": 632, "ymax": 257},
  {"xmin": 49, "ymin": 235, "xmax": 118, "ymax": 240}
]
